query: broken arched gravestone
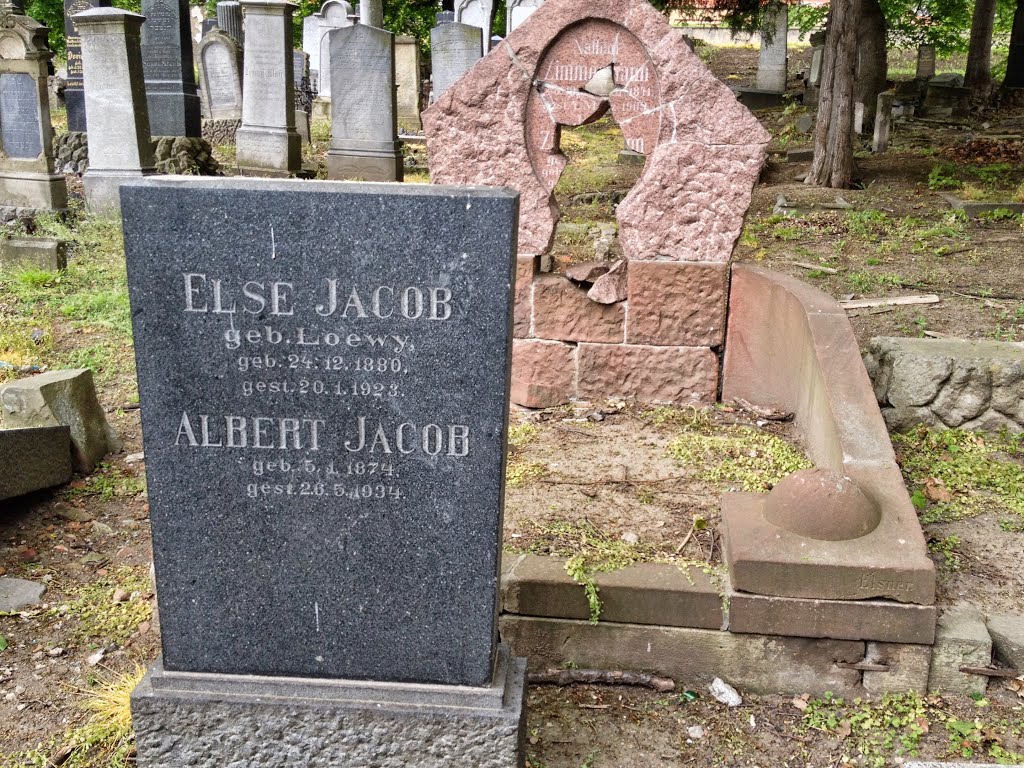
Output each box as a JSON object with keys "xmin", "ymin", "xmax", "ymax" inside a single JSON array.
[{"xmin": 423, "ymin": 0, "xmax": 770, "ymax": 409}]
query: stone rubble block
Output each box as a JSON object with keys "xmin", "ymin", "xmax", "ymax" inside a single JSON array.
[
  {"xmin": 986, "ymin": 614, "xmax": 1024, "ymax": 670},
  {"xmin": 0, "ymin": 237, "xmax": 67, "ymax": 272},
  {"xmin": 576, "ymin": 343, "xmax": 718, "ymax": 405},
  {"xmin": 510, "ymin": 339, "xmax": 577, "ymax": 409},
  {"xmin": 862, "ymin": 642, "xmax": 933, "ymax": 695},
  {"xmin": 928, "ymin": 605, "xmax": 993, "ymax": 696},
  {"xmin": 0, "ymin": 577, "xmax": 47, "ymax": 612},
  {"xmin": 532, "ymin": 274, "xmax": 625, "ymax": 343},
  {"xmin": 0, "ymin": 369, "xmax": 121, "ymax": 472},
  {"xmin": 864, "ymin": 337, "xmax": 1024, "ymax": 433},
  {"xmin": 514, "ymin": 255, "xmax": 536, "ymax": 338},
  {"xmin": 626, "ymin": 261, "xmax": 729, "ymax": 347},
  {"xmin": 0, "ymin": 425, "xmax": 72, "ymax": 500},
  {"xmin": 501, "ymin": 554, "xmax": 724, "ymax": 629}
]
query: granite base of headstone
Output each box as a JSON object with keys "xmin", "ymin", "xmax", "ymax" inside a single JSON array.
[
  {"xmin": 120, "ymin": 175, "xmax": 527, "ymax": 768},
  {"xmin": 64, "ymin": 0, "xmax": 112, "ymax": 132},
  {"xmin": 0, "ymin": 4, "xmax": 69, "ymax": 212},
  {"xmin": 326, "ymin": 24, "xmax": 402, "ymax": 182}
]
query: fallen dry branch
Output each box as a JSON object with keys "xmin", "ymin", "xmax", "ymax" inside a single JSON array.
[
  {"xmin": 529, "ymin": 668, "xmax": 676, "ymax": 692},
  {"xmin": 790, "ymin": 261, "xmax": 839, "ymax": 274},
  {"xmin": 839, "ymin": 294, "xmax": 940, "ymax": 310}
]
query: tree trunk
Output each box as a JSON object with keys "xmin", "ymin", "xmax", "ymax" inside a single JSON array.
[
  {"xmin": 1002, "ymin": 0, "xmax": 1024, "ymax": 95},
  {"xmin": 965, "ymin": 0, "xmax": 998, "ymax": 100},
  {"xmin": 855, "ymin": 0, "xmax": 887, "ymax": 129},
  {"xmin": 807, "ymin": 0, "xmax": 862, "ymax": 188}
]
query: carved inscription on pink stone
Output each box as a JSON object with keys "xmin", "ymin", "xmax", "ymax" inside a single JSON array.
[{"xmin": 526, "ymin": 19, "xmax": 660, "ymax": 190}]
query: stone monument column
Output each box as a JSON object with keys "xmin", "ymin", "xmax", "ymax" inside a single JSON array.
[
  {"xmin": 429, "ymin": 13, "xmax": 481, "ymax": 103},
  {"xmin": 0, "ymin": 0, "xmax": 68, "ymax": 213},
  {"xmin": 216, "ymin": 0, "xmax": 243, "ymax": 44},
  {"xmin": 755, "ymin": 1, "xmax": 787, "ymax": 93},
  {"xmin": 74, "ymin": 7, "xmax": 155, "ymax": 213},
  {"xmin": 235, "ymin": 0, "xmax": 301, "ymax": 176},
  {"xmin": 358, "ymin": 0, "xmax": 382, "ymax": 28},
  {"xmin": 63, "ymin": 0, "xmax": 112, "ymax": 132},
  {"xmin": 141, "ymin": 0, "xmax": 201, "ymax": 136},
  {"xmin": 326, "ymin": 23, "xmax": 401, "ymax": 181}
]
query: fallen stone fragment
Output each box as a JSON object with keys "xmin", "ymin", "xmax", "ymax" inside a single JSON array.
[
  {"xmin": 0, "ymin": 577, "xmax": 46, "ymax": 612},
  {"xmin": 587, "ymin": 261, "xmax": 628, "ymax": 305},
  {"xmin": 988, "ymin": 614, "xmax": 1024, "ymax": 670},
  {"xmin": 0, "ymin": 426, "xmax": 72, "ymax": 501},
  {"xmin": 687, "ymin": 725, "xmax": 705, "ymax": 739},
  {"xmin": 709, "ymin": 677, "xmax": 742, "ymax": 707},
  {"xmin": 565, "ymin": 261, "xmax": 611, "ymax": 284}
]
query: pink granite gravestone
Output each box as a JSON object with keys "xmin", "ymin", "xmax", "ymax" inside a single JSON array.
[{"xmin": 424, "ymin": 0, "xmax": 769, "ymax": 407}]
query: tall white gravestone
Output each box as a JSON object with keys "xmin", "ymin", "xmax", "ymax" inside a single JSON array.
[
  {"xmin": 327, "ymin": 23, "xmax": 401, "ymax": 181},
  {"xmin": 309, "ymin": 0, "xmax": 351, "ymax": 102},
  {"xmin": 0, "ymin": 0, "xmax": 68, "ymax": 213},
  {"xmin": 395, "ymin": 34, "xmax": 421, "ymax": 132},
  {"xmin": 74, "ymin": 7, "xmax": 155, "ymax": 213},
  {"xmin": 197, "ymin": 29, "xmax": 241, "ymax": 121},
  {"xmin": 235, "ymin": 0, "xmax": 301, "ymax": 176},
  {"xmin": 454, "ymin": 0, "xmax": 491, "ymax": 54},
  {"xmin": 429, "ymin": 16, "xmax": 481, "ymax": 104},
  {"xmin": 755, "ymin": 2, "xmax": 787, "ymax": 93}
]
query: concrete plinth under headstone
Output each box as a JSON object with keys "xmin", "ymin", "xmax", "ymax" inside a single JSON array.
[
  {"xmin": 74, "ymin": 7, "xmax": 156, "ymax": 212},
  {"xmin": 141, "ymin": 0, "xmax": 201, "ymax": 137},
  {"xmin": 0, "ymin": 425, "xmax": 72, "ymax": 500},
  {"xmin": 327, "ymin": 24, "xmax": 402, "ymax": 181},
  {"xmin": 235, "ymin": 0, "xmax": 301, "ymax": 177},
  {"xmin": 0, "ymin": 2, "xmax": 68, "ymax": 212}
]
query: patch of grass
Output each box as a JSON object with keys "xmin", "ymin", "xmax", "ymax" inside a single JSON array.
[
  {"xmin": 667, "ymin": 424, "xmax": 811, "ymax": 493},
  {"xmin": 640, "ymin": 405, "xmax": 711, "ymax": 430},
  {"xmin": 927, "ymin": 534, "xmax": 963, "ymax": 572},
  {"xmin": 928, "ymin": 163, "xmax": 963, "ymax": 191},
  {"xmin": 61, "ymin": 463, "xmax": 145, "ymax": 502},
  {"xmin": 0, "ymin": 666, "xmax": 144, "ymax": 768},
  {"xmin": 506, "ymin": 460, "xmax": 548, "ymax": 488},
  {"xmin": 50, "ymin": 566, "xmax": 153, "ymax": 645},
  {"xmin": 508, "ymin": 422, "xmax": 539, "ymax": 450},
  {"xmin": 893, "ymin": 427, "xmax": 1024, "ymax": 524}
]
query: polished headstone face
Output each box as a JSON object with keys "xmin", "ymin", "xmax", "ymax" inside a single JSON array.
[
  {"xmin": 121, "ymin": 178, "xmax": 518, "ymax": 687},
  {"xmin": 0, "ymin": 73, "xmax": 43, "ymax": 158}
]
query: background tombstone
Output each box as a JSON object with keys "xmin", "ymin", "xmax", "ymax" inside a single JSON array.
[
  {"xmin": 805, "ymin": 29, "xmax": 825, "ymax": 106},
  {"xmin": 327, "ymin": 23, "xmax": 401, "ymax": 181},
  {"xmin": 359, "ymin": 0, "xmax": 381, "ymax": 27},
  {"xmin": 292, "ymin": 48, "xmax": 312, "ymax": 143},
  {"xmin": 197, "ymin": 29, "xmax": 241, "ymax": 122},
  {"xmin": 309, "ymin": 0, "xmax": 352, "ymax": 104},
  {"xmin": 395, "ymin": 34, "xmax": 421, "ymax": 132},
  {"xmin": 0, "ymin": 0, "xmax": 68, "ymax": 213},
  {"xmin": 916, "ymin": 44, "xmax": 936, "ymax": 80},
  {"xmin": 141, "ymin": 0, "xmax": 201, "ymax": 136},
  {"xmin": 872, "ymin": 91, "xmax": 894, "ymax": 154},
  {"xmin": 755, "ymin": 2, "xmax": 787, "ymax": 93},
  {"xmin": 216, "ymin": 0, "xmax": 242, "ymax": 44},
  {"xmin": 122, "ymin": 176, "xmax": 527, "ymax": 767},
  {"xmin": 429, "ymin": 16, "xmax": 481, "ymax": 103},
  {"xmin": 506, "ymin": 0, "xmax": 542, "ymax": 34},
  {"xmin": 235, "ymin": 0, "xmax": 300, "ymax": 176},
  {"xmin": 199, "ymin": 17, "xmax": 216, "ymax": 37},
  {"xmin": 454, "ymin": 0, "xmax": 492, "ymax": 54},
  {"xmin": 74, "ymin": 7, "xmax": 155, "ymax": 212},
  {"xmin": 63, "ymin": 0, "xmax": 111, "ymax": 132}
]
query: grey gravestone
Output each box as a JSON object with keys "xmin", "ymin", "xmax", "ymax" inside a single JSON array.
[
  {"xmin": 64, "ymin": 0, "xmax": 111, "ymax": 132},
  {"xmin": 0, "ymin": 426, "xmax": 72, "ymax": 501},
  {"xmin": 310, "ymin": 0, "xmax": 352, "ymax": 102},
  {"xmin": 429, "ymin": 20, "xmax": 481, "ymax": 103},
  {"xmin": 200, "ymin": 18, "xmax": 217, "ymax": 36},
  {"xmin": 292, "ymin": 49, "xmax": 311, "ymax": 144},
  {"xmin": 141, "ymin": 0, "xmax": 201, "ymax": 136},
  {"xmin": 395, "ymin": 35, "xmax": 421, "ymax": 132},
  {"xmin": 916, "ymin": 44, "xmax": 936, "ymax": 80},
  {"xmin": 755, "ymin": 2, "xmax": 787, "ymax": 92},
  {"xmin": 327, "ymin": 24, "xmax": 401, "ymax": 181},
  {"xmin": 197, "ymin": 30, "xmax": 242, "ymax": 121},
  {"xmin": 455, "ymin": 0, "xmax": 493, "ymax": 54},
  {"xmin": 123, "ymin": 177, "xmax": 526, "ymax": 766},
  {"xmin": 0, "ymin": 74, "xmax": 43, "ymax": 158},
  {"xmin": 215, "ymin": 0, "xmax": 242, "ymax": 44},
  {"xmin": 506, "ymin": 0, "xmax": 542, "ymax": 34}
]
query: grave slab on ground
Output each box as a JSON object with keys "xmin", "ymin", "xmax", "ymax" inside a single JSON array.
[
  {"xmin": 121, "ymin": 177, "xmax": 526, "ymax": 766},
  {"xmin": 0, "ymin": 576, "xmax": 47, "ymax": 611}
]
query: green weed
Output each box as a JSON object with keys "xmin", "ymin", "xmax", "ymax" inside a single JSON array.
[
  {"xmin": 928, "ymin": 164, "xmax": 963, "ymax": 191},
  {"xmin": 49, "ymin": 566, "xmax": 153, "ymax": 645}
]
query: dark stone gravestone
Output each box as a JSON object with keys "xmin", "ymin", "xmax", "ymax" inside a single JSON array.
[
  {"xmin": 122, "ymin": 177, "xmax": 527, "ymax": 767},
  {"xmin": 0, "ymin": 73, "xmax": 43, "ymax": 158},
  {"xmin": 141, "ymin": 0, "xmax": 201, "ymax": 136},
  {"xmin": 200, "ymin": 18, "xmax": 217, "ymax": 37},
  {"xmin": 64, "ymin": 0, "xmax": 111, "ymax": 132}
]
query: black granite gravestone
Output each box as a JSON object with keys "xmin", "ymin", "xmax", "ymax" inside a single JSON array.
[
  {"xmin": 141, "ymin": 0, "xmax": 201, "ymax": 136},
  {"xmin": 0, "ymin": 73, "xmax": 43, "ymax": 158},
  {"xmin": 64, "ymin": 0, "xmax": 111, "ymax": 132},
  {"xmin": 122, "ymin": 178, "xmax": 518, "ymax": 687}
]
